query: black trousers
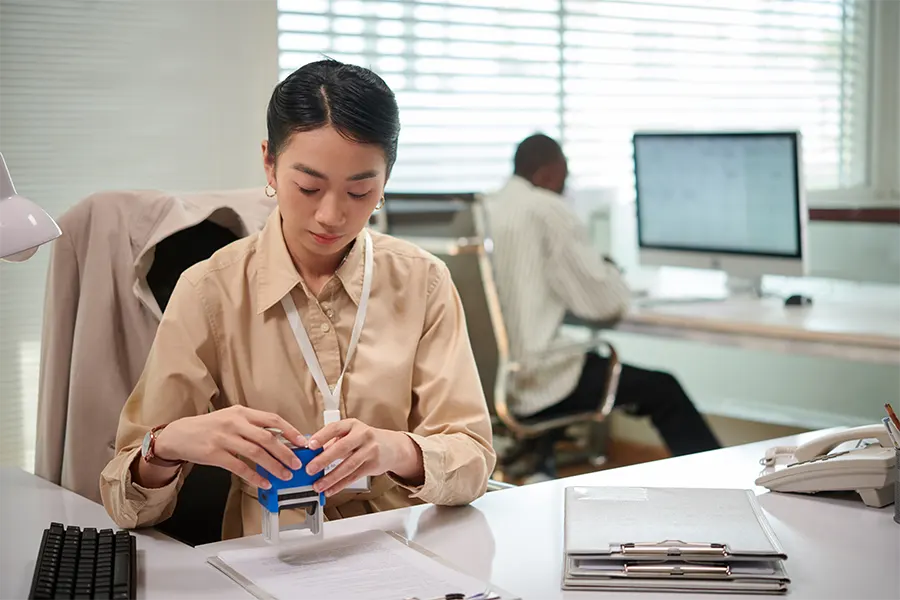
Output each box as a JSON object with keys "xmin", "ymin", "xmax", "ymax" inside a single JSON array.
[{"xmin": 530, "ymin": 352, "xmax": 721, "ymax": 457}]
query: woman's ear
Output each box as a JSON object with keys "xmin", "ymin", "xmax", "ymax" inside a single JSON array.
[{"xmin": 261, "ymin": 140, "xmax": 276, "ymax": 185}]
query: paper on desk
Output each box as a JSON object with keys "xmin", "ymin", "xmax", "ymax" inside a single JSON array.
[{"xmin": 209, "ymin": 529, "xmax": 504, "ymax": 600}]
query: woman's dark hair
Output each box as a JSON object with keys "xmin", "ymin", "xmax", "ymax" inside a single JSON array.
[{"xmin": 266, "ymin": 59, "xmax": 401, "ymax": 175}]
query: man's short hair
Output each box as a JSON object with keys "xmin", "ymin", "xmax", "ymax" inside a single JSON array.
[{"xmin": 513, "ymin": 133, "xmax": 564, "ymax": 178}]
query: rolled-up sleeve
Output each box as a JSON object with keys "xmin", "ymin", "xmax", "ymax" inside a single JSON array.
[
  {"xmin": 393, "ymin": 262, "xmax": 496, "ymax": 505},
  {"xmin": 99, "ymin": 273, "xmax": 220, "ymax": 529}
]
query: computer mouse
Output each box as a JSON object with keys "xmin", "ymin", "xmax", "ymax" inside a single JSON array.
[{"xmin": 784, "ymin": 294, "xmax": 813, "ymax": 307}]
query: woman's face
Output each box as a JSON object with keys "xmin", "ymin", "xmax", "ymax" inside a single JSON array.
[{"xmin": 263, "ymin": 125, "xmax": 386, "ymax": 262}]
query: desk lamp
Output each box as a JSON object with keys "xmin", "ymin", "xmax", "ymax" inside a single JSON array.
[{"xmin": 0, "ymin": 152, "xmax": 61, "ymax": 261}]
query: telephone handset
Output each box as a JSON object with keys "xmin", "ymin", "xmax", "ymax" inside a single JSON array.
[
  {"xmin": 755, "ymin": 424, "xmax": 897, "ymax": 508},
  {"xmin": 792, "ymin": 425, "xmax": 894, "ymax": 463}
]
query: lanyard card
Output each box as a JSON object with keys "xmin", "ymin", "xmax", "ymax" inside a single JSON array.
[{"xmin": 282, "ymin": 231, "xmax": 375, "ymax": 495}]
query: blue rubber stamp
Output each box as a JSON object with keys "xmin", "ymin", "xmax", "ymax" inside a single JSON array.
[{"xmin": 256, "ymin": 430, "xmax": 326, "ymax": 544}]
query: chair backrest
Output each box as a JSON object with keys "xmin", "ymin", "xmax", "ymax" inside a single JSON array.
[
  {"xmin": 382, "ymin": 194, "xmax": 511, "ymax": 417},
  {"xmin": 146, "ymin": 220, "xmax": 237, "ymax": 546}
]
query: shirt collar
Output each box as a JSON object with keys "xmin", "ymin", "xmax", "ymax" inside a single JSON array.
[
  {"xmin": 256, "ymin": 207, "xmax": 367, "ymax": 314},
  {"xmin": 501, "ymin": 175, "xmax": 533, "ymax": 195}
]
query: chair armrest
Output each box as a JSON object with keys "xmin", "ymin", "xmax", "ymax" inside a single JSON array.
[
  {"xmin": 563, "ymin": 312, "xmax": 621, "ymax": 330},
  {"xmin": 497, "ymin": 338, "xmax": 622, "ymax": 438},
  {"xmin": 508, "ymin": 337, "xmax": 612, "ymax": 372},
  {"xmin": 487, "ymin": 479, "xmax": 517, "ymax": 491}
]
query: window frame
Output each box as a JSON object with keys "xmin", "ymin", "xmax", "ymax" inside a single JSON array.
[
  {"xmin": 855, "ymin": 0, "xmax": 900, "ymax": 208},
  {"xmin": 808, "ymin": 0, "xmax": 899, "ymax": 210}
]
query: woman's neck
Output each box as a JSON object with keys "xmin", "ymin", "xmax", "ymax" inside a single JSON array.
[{"xmin": 285, "ymin": 236, "xmax": 351, "ymax": 295}]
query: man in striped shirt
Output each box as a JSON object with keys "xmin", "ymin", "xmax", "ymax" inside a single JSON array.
[{"xmin": 483, "ymin": 134, "xmax": 719, "ymax": 475}]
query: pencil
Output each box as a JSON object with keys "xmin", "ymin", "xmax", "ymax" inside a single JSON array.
[
  {"xmin": 883, "ymin": 417, "xmax": 900, "ymax": 449},
  {"xmin": 885, "ymin": 403, "xmax": 900, "ymax": 431}
]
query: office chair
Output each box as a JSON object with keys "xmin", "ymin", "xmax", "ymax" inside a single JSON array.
[
  {"xmin": 383, "ymin": 194, "xmax": 621, "ymax": 480},
  {"xmin": 146, "ymin": 220, "xmax": 237, "ymax": 547}
]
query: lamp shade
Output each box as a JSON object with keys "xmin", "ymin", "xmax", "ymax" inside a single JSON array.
[{"xmin": 0, "ymin": 152, "xmax": 61, "ymax": 261}]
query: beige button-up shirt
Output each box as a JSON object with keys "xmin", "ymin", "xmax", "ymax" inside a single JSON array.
[{"xmin": 99, "ymin": 208, "xmax": 496, "ymax": 540}]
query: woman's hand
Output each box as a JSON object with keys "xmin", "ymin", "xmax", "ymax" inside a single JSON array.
[
  {"xmin": 304, "ymin": 419, "xmax": 424, "ymax": 497},
  {"xmin": 150, "ymin": 405, "xmax": 306, "ymax": 490}
]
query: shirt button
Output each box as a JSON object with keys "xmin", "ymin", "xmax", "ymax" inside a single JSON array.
[
  {"xmin": 321, "ymin": 323, "xmax": 331, "ymax": 333},
  {"xmin": 326, "ymin": 309, "xmax": 335, "ymax": 319}
]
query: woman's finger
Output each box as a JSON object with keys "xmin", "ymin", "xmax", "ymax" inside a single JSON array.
[
  {"xmin": 305, "ymin": 430, "xmax": 363, "ymax": 475},
  {"xmin": 218, "ymin": 452, "xmax": 272, "ymax": 490},
  {"xmin": 242, "ymin": 408, "xmax": 306, "ymax": 447},
  {"xmin": 240, "ymin": 421, "xmax": 302, "ymax": 471},
  {"xmin": 226, "ymin": 437, "xmax": 293, "ymax": 481},
  {"xmin": 314, "ymin": 448, "xmax": 372, "ymax": 496},
  {"xmin": 308, "ymin": 419, "xmax": 357, "ymax": 450}
]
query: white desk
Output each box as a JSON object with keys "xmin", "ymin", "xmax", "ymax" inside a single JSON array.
[
  {"xmin": 0, "ymin": 468, "xmax": 238, "ymax": 600},
  {"xmin": 201, "ymin": 430, "xmax": 899, "ymax": 600},
  {"xmin": 619, "ymin": 296, "xmax": 900, "ymax": 365},
  {"xmin": 4, "ymin": 432, "xmax": 898, "ymax": 599}
]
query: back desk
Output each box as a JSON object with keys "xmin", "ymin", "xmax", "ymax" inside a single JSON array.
[
  {"xmin": 563, "ymin": 283, "xmax": 900, "ymax": 366},
  {"xmin": 618, "ymin": 295, "xmax": 900, "ymax": 365},
  {"xmin": 2, "ymin": 430, "xmax": 897, "ymax": 599}
]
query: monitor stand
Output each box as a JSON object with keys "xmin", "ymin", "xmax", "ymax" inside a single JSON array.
[
  {"xmin": 726, "ymin": 275, "xmax": 766, "ymax": 298},
  {"xmin": 725, "ymin": 275, "xmax": 799, "ymax": 302}
]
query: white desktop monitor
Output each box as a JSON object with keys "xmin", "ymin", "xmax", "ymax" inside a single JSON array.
[{"xmin": 633, "ymin": 131, "xmax": 807, "ymax": 280}]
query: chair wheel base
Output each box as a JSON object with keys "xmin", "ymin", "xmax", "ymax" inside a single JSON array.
[{"xmin": 589, "ymin": 455, "xmax": 608, "ymax": 468}]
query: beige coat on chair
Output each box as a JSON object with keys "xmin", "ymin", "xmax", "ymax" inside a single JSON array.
[{"xmin": 35, "ymin": 188, "xmax": 275, "ymax": 503}]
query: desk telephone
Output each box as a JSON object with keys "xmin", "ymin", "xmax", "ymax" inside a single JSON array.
[{"xmin": 755, "ymin": 424, "xmax": 897, "ymax": 508}]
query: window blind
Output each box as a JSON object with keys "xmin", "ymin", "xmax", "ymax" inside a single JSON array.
[
  {"xmin": 277, "ymin": 0, "xmax": 564, "ymax": 193},
  {"xmin": 563, "ymin": 0, "xmax": 870, "ymax": 193},
  {"xmin": 0, "ymin": 0, "xmax": 277, "ymax": 472},
  {"xmin": 276, "ymin": 0, "xmax": 870, "ymax": 195}
]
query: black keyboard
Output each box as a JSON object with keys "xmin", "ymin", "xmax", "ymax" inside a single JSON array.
[{"xmin": 28, "ymin": 522, "xmax": 136, "ymax": 600}]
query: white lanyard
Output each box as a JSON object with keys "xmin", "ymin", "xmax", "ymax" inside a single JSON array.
[{"xmin": 281, "ymin": 230, "xmax": 373, "ymax": 426}]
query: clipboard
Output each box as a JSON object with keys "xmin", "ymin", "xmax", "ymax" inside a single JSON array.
[
  {"xmin": 563, "ymin": 562, "xmax": 791, "ymax": 594},
  {"xmin": 564, "ymin": 487, "xmax": 787, "ymax": 562},
  {"xmin": 562, "ymin": 487, "xmax": 790, "ymax": 593},
  {"xmin": 564, "ymin": 556, "xmax": 790, "ymax": 587}
]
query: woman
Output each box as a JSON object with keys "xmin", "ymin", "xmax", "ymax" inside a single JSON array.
[{"xmin": 100, "ymin": 60, "xmax": 496, "ymax": 540}]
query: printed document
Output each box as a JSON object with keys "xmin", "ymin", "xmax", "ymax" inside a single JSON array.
[{"xmin": 209, "ymin": 529, "xmax": 505, "ymax": 600}]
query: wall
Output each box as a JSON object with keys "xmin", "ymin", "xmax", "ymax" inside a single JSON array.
[
  {"xmin": 0, "ymin": 0, "xmax": 279, "ymax": 469},
  {"xmin": 806, "ymin": 221, "xmax": 900, "ymax": 285},
  {"xmin": 611, "ymin": 412, "xmax": 810, "ymax": 450},
  {"xmin": 603, "ymin": 330, "xmax": 898, "ymax": 428}
]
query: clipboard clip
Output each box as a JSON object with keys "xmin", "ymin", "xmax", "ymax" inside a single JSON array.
[
  {"xmin": 624, "ymin": 563, "xmax": 732, "ymax": 578},
  {"xmin": 617, "ymin": 540, "xmax": 730, "ymax": 557}
]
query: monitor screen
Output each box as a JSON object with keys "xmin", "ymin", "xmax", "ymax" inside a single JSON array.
[{"xmin": 633, "ymin": 132, "xmax": 802, "ymax": 258}]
